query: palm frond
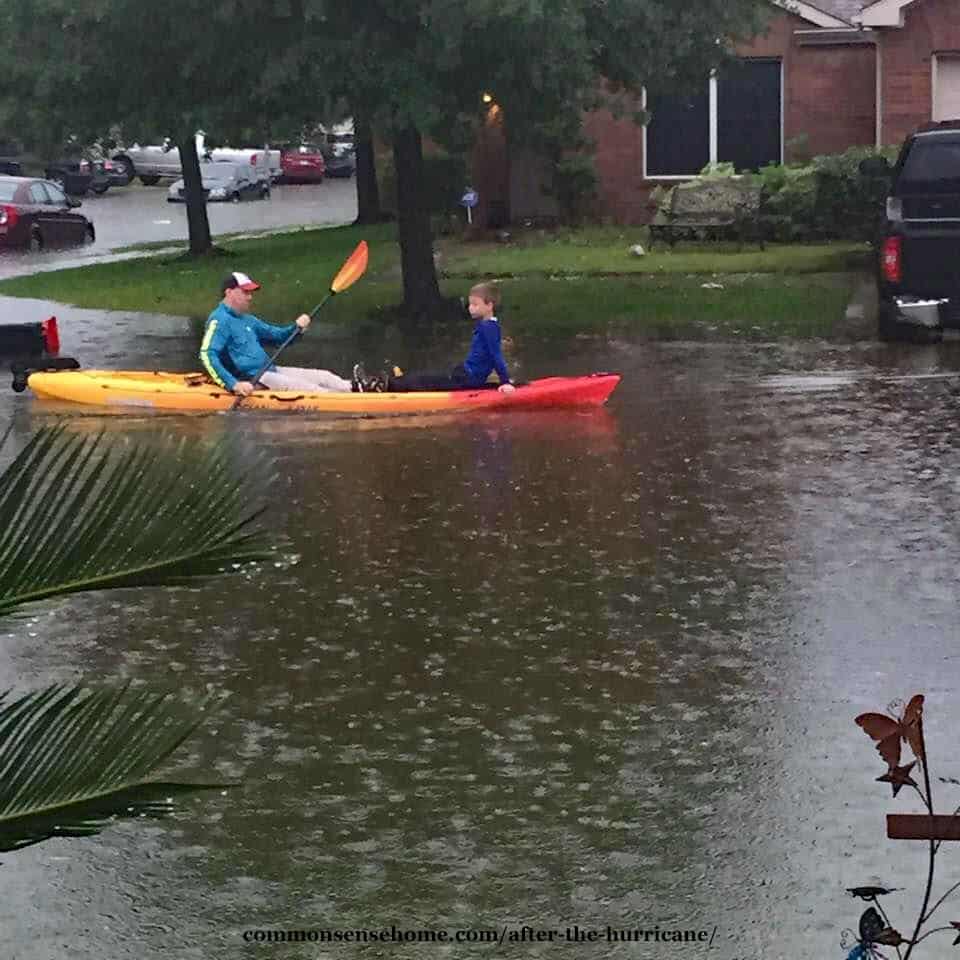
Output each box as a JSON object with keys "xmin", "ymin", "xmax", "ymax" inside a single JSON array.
[
  {"xmin": 0, "ymin": 425, "xmax": 274, "ymax": 616},
  {"xmin": 0, "ymin": 684, "xmax": 235, "ymax": 852}
]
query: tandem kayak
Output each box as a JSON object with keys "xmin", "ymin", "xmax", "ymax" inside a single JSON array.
[{"xmin": 23, "ymin": 369, "xmax": 621, "ymax": 414}]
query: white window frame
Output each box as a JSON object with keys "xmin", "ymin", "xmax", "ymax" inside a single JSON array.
[
  {"xmin": 642, "ymin": 59, "xmax": 784, "ymax": 180},
  {"xmin": 932, "ymin": 53, "xmax": 960, "ymax": 123}
]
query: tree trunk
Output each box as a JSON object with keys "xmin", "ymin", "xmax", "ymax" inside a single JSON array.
[
  {"xmin": 393, "ymin": 125, "xmax": 441, "ymax": 317},
  {"xmin": 178, "ymin": 137, "xmax": 212, "ymax": 255},
  {"xmin": 353, "ymin": 114, "xmax": 382, "ymax": 225}
]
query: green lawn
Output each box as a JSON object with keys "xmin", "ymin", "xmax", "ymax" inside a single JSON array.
[{"xmin": 0, "ymin": 222, "xmax": 868, "ymax": 340}]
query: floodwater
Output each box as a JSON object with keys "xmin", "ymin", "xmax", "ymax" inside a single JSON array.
[{"xmin": 2, "ymin": 300, "xmax": 960, "ymax": 959}]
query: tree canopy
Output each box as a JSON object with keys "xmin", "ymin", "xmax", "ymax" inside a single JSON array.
[{"xmin": 0, "ymin": 0, "xmax": 772, "ymax": 308}]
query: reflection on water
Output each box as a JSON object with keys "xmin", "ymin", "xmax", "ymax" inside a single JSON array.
[{"xmin": 3, "ymin": 314, "xmax": 960, "ymax": 957}]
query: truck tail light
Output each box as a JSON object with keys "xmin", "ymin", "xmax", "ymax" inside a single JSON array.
[{"xmin": 882, "ymin": 236, "xmax": 902, "ymax": 284}]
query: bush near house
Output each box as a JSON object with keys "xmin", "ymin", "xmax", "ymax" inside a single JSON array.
[{"xmin": 651, "ymin": 146, "xmax": 899, "ymax": 244}]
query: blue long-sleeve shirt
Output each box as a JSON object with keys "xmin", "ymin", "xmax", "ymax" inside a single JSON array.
[
  {"xmin": 200, "ymin": 302, "xmax": 296, "ymax": 391},
  {"xmin": 462, "ymin": 317, "xmax": 511, "ymax": 385}
]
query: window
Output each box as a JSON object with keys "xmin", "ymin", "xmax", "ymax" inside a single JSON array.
[
  {"xmin": 646, "ymin": 59, "xmax": 782, "ymax": 178},
  {"xmin": 45, "ymin": 183, "xmax": 68, "ymax": 206},
  {"xmin": 934, "ymin": 55, "xmax": 960, "ymax": 122},
  {"xmin": 645, "ymin": 87, "xmax": 710, "ymax": 177},
  {"xmin": 29, "ymin": 183, "xmax": 49, "ymax": 204},
  {"xmin": 900, "ymin": 137, "xmax": 960, "ymax": 193}
]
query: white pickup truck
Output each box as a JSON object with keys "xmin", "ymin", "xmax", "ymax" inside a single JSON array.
[{"xmin": 112, "ymin": 132, "xmax": 281, "ymax": 185}]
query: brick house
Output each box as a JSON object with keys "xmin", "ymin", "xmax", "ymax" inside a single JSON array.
[
  {"xmin": 857, "ymin": 0, "xmax": 960, "ymax": 143},
  {"xmin": 471, "ymin": 0, "xmax": 960, "ymax": 226}
]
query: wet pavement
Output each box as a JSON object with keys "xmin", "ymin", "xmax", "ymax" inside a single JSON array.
[
  {"xmin": 2, "ymin": 302, "xmax": 960, "ymax": 957},
  {"xmin": 0, "ymin": 178, "xmax": 358, "ymax": 279}
]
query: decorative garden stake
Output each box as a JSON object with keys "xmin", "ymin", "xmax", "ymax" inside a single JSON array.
[{"xmin": 844, "ymin": 694, "xmax": 960, "ymax": 957}]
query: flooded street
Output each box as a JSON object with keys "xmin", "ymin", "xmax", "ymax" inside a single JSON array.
[
  {"xmin": 0, "ymin": 179, "xmax": 357, "ymax": 280},
  {"xmin": 2, "ymin": 304, "xmax": 960, "ymax": 958}
]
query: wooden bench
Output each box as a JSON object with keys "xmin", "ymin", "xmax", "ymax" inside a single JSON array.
[{"xmin": 648, "ymin": 180, "xmax": 764, "ymax": 250}]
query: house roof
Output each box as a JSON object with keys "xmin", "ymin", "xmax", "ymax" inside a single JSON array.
[
  {"xmin": 775, "ymin": 0, "xmax": 864, "ymax": 27},
  {"xmin": 805, "ymin": 0, "xmax": 866, "ymax": 24},
  {"xmin": 856, "ymin": 0, "xmax": 917, "ymax": 26}
]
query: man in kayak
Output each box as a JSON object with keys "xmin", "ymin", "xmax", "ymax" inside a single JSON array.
[
  {"xmin": 201, "ymin": 272, "xmax": 362, "ymax": 396},
  {"xmin": 373, "ymin": 282, "xmax": 516, "ymax": 393}
]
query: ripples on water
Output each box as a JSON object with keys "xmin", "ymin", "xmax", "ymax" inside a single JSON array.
[{"xmin": 3, "ymin": 327, "xmax": 960, "ymax": 957}]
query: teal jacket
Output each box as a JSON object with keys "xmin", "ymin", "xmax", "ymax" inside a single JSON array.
[{"xmin": 200, "ymin": 302, "xmax": 296, "ymax": 390}]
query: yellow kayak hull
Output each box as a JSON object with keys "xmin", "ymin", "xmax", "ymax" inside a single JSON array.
[{"xmin": 26, "ymin": 370, "xmax": 621, "ymax": 415}]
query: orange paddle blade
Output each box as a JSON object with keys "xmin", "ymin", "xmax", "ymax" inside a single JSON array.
[{"xmin": 330, "ymin": 241, "xmax": 368, "ymax": 294}]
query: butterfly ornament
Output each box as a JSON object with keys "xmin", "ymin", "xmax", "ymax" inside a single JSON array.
[
  {"xmin": 841, "ymin": 907, "xmax": 908, "ymax": 960},
  {"xmin": 855, "ymin": 695, "xmax": 925, "ymax": 768}
]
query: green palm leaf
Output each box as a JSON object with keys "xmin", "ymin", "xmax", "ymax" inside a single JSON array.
[
  {"xmin": 0, "ymin": 684, "xmax": 234, "ymax": 852},
  {"xmin": 0, "ymin": 425, "xmax": 274, "ymax": 616}
]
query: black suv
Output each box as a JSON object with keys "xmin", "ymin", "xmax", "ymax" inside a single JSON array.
[{"xmin": 866, "ymin": 121, "xmax": 960, "ymax": 342}]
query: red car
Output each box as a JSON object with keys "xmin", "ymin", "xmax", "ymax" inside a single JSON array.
[
  {"xmin": 0, "ymin": 176, "xmax": 95, "ymax": 250},
  {"xmin": 279, "ymin": 143, "xmax": 325, "ymax": 183}
]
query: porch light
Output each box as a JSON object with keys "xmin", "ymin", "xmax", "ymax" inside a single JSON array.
[{"xmin": 482, "ymin": 92, "xmax": 493, "ymax": 104}]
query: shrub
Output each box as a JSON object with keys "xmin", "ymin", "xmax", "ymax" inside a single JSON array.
[
  {"xmin": 756, "ymin": 146, "xmax": 899, "ymax": 243},
  {"xmin": 545, "ymin": 154, "xmax": 599, "ymax": 226}
]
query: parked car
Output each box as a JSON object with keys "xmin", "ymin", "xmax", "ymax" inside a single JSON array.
[
  {"xmin": 111, "ymin": 139, "xmax": 181, "ymax": 184},
  {"xmin": 166, "ymin": 161, "xmax": 270, "ymax": 202},
  {"xmin": 115, "ymin": 132, "xmax": 281, "ymax": 185},
  {"xmin": 101, "ymin": 157, "xmax": 132, "ymax": 187},
  {"xmin": 43, "ymin": 157, "xmax": 111, "ymax": 197},
  {"xmin": 279, "ymin": 143, "xmax": 325, "ymax": 183},
  {"xmin": 322, "ymin": 146, "xmax": 355, "ymax": 178},
  {"xmin": 208, "ymin": 142, "xmax": 280, "ymax": 184},
  {"xmin": 0, "ymin": 176, "xmax": 95, "ymax": 250},
  {"xmin": 865, "ymin": 120, "xmax": 960, "ymax": 342}
]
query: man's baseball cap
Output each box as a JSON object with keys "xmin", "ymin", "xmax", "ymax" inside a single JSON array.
[{"xmin": 222, "ymin": 271, "xmax": 261, "ymax": 293}]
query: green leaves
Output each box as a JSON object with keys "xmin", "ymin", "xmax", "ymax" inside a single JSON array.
[
  {"xmin": 0, "ymin": 426, "xmax": 273, "ymax": 617},
  {"xmin": 0, "ymin": 426, "xmax": 273, "ymax": 852},
  {"xmin": 0, "ymin": 683, "xmax": 232, "ymax": 852}
]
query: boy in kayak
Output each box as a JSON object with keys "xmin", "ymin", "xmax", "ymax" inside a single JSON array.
[
  {"xmin": 366, "ymin": 282, "xmax": 516, "ymax": 393},
  {"xmin": 201, "ymin": 272, "xmax": 365, "ymax": 396}
]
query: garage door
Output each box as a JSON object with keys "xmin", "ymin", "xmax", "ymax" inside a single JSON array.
[{"xmin": 934, "ymin": 56, "xmax": 960, "ymax": 122}]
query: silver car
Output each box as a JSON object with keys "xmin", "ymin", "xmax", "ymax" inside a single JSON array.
[{"xmin": 166, "ymin": 161, "xmax": 270, "ymax": 202}]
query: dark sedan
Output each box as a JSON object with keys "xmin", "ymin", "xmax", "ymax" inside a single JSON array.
[{"xmin": 0, "ymin": 176, "xmax": 95, "ymax": 250}]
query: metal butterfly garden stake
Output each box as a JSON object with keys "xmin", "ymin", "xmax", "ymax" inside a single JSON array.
[{"xmin": 843, "ymin": 694, "xmax": 960, "ymax": 958}]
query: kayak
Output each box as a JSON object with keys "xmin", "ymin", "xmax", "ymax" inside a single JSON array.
[{"xmin": 24, "ymin": 369, "xmax": 621, "ymax": 414}]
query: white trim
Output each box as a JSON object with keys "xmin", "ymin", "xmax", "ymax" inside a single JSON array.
[
  {"xmin": 876, "ymin": 36, "xmax": 883, "ymax": 145},
  {"xmin": 933, "ymin": 54, "xmax": 940, "ymax": 121},
  {"xmin": 774, "ymin": 0, "xmax": 851, "ymax": 27},
  {"xmin": 932, "ymin": 53, "xmax": 960, "ymax": 122},
  {"xmin": 709, "ymin": 72, "xmax": 719, "ymax": 162},
  {"xmin": 857, "ymin": 0, "xmax": 917, "ymax": 28},
  {"xmin": 780, "ymin": 58, "xmax": 786, "ymax": 164}
]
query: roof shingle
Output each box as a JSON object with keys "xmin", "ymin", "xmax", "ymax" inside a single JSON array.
[{"xmin": 798, "ymin": 0, "xmax": 867, "ymax": 24}]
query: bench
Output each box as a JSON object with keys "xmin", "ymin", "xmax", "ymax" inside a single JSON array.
[{"xmin": 648, "ymin": 179, "xmax": 764, "ymax": 250}]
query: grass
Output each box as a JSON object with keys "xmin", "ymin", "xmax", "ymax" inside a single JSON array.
[{"xmin": 0, "ymin": 222, "xmax": 869, "ymax": 339}]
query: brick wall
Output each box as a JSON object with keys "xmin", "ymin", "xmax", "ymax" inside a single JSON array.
[{"xmin": 880, "ymin": 0, "xmax": 960, "ymax": 146}]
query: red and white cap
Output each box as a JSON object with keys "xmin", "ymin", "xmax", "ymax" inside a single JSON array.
[{"xmin": 224, "ymin": 271, "xmax": 261, "ymax": 292}]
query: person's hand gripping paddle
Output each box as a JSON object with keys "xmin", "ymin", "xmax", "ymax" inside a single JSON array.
[{"xmin": 231, "ymin": 240, "xmax": 369, "ymax": 409}]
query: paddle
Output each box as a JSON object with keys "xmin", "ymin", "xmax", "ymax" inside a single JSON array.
[{"xmin": 231, "ymin": 240, "xmax": 369, "ymax": 409}]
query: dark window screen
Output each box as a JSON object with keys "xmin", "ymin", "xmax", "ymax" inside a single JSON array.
[
  {"xmin": 646, "ymin": 85, "xmax": 710, "ymax": 176},
  {"xmin": 718, "ymin": 59, "xmax": 782, "ymax": 172}
]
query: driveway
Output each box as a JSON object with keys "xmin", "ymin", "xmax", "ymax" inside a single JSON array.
[{"xmin": 0, "ymin": 178, "xmax": 358, "ymax": 280}]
